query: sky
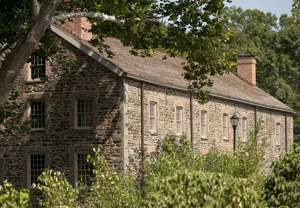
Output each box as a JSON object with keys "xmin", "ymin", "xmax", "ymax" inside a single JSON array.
[{"xmin": 225, "ymin": 0, "xmax": 294, "ymax": 18}]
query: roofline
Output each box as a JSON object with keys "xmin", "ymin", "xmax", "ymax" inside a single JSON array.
[
  {"xmin": 125, "ymin": 74, "xmax": 295, "ymax": 114},
  {"xmin": 50, "ymin": 24, "xmax": 124, "ymax": 77},
  {"xmin": 51, "ymin": 24, "xmax": 295, "ymax": 114}
]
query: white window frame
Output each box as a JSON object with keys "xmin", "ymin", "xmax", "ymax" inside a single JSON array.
[
  {"xmin": 223, "ymin": 113, "xmax": 228, "ymax": 139},
  {"xmin": 150, "ymin": 101, "xmax": 157, "ymax": 133},
  {"xmin": 74, "ymin": 151, "xmax": 94, "ymax": 187},
  {"xmin": 28, "ymin": 100, "xmax": 46, "ymax": 131},
  {"xmin": 201, "ymin": 110, "xmax": 207, "ymax": 138},
  {"xmin": 276, "ymin": 123, "xmax": 281, "ymax": 145},
  {"xmin": 27, "ymin": 153, "xmax": 45, "ymax": 189},
  {"xmin": 242, "ymin": 117, "xmax": 247, "ymax": 142},
  {"xmin": 74, "ymin": 98, "xmax": 93, "ymax": 130},
  {"xmin": 176, "ymin": 106, "xmax": 183, "ymax": 135},
  {"xmin": 28, "ymin": 52, "xmax": 46, "ymax": 81}
]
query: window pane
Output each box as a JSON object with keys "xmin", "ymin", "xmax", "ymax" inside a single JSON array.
[
  {"xmin": 30, "ymin": 52, "xmax": 46, "ymax": 79},
  {"xmin": 223, "ymin": 114, "xmax": 228, "ymax": 139},
  {"xmin": 201, "ymin": 111, "xmax": 207, "ymax": 138},
  {"xmin": 260, "ymin": 121, "xmax": 265, "ymax": 139},
  {"xmin": 243, "ymin": 118, "xmax": 247, "ymax": 141},
  {"xmin": 76, "ymin": 153, "xmax": 93, "ymax": 187},
  {"xmin": 176, "ymin": 107, "xmax": 182, "ymax": 134},
  {"xmin": 201, "ymin": 111, "xmax": 206, "ymax": 124},
  {"xmin": 150, "ymin": 102, "xmax": 156, "ymax": 132},
  {"xmin": 76, "ymin": 99, "xmax": 93, "ymax": 128},
  {"xmin": 29, "ymin": 154, "xmax": 45, "ymax": 186},
  {"xmin": 30, "ymin": 101, "xmax": 46, "ymax": 129},
  {"xmin": 276, "ymin": 123, "xmax": 280, "ymax": 144}
]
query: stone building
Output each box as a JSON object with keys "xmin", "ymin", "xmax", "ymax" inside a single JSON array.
[{"xmin": 0, "ymin": 18, "xmax": 294, "ymax": 195}]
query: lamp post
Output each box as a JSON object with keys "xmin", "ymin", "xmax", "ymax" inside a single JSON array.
[{"xmin": 230, "ymin": 113, "xmax": 239, "ymax": 155}]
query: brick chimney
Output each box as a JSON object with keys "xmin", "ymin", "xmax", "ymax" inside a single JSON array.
[
  {"xmin": 56, "ymin": 17, "xmax": 92, "ymax": 41},
  {"xmin": 237, "ymin": 54, "xmax": 256, "ymax": 86}
]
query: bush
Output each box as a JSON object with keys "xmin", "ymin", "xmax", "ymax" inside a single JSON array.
[
  {"xmin": 147, "ymin": 170, "xmax": 265, "ymax": 208},
  {"xmin": 0, "ymin": 181, "xmax": 31, "ymax": 208},
  {"xmin": 33, "ymin": 170, "xmax": 80, "ymax": 207},
  {"xmin": 264, "ymin": 142, "xmax": 300, "ymax": 207}
]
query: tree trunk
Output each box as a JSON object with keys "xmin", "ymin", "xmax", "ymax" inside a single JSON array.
[{"xmin": 0, "ymin": 0, "xmax": 63, "ymax": 110}]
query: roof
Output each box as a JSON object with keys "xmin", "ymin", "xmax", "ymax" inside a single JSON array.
[{"xmin": 51, "ymin": 24, "xmax": 295, "ymax": 114}]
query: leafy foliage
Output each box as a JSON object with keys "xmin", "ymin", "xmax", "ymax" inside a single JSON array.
[
  {"xmin": 1, "ymin": 121, "xmax": 294, "ymax": 208},
  {"xmin": 147, "ymin": 170, "xmax": 264, "ymax": 208},
  {"xmin": 223, "ymin": 4, "xmax": 300, "ymax": 140},
  {"xmin": 264, "ymin": 142, "xmax": 300, "ymax": 207},
  {"xmin": 0, "ymin": 0, "xmax": 235, "ymax": 112},
  {"xmin": 204, "ymin": 119, "xmax": 269, "ymax": 178},
  {"xmin": 0, "ymin": 92, "xmax": 33, "ymax": 135},
  {"xmin": 33, "ymin": 170, "xmax": 81, "ymax": 208},
  {"xmin": 87, "ymin": 148, "xmax": 144, "ymax": 208},
  {"xmin": 0, "ymin": 181, "xmax": 31, "ymax": 208}
]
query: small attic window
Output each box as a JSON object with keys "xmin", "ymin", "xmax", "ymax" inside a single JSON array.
[{"xmin": 29, "ymin": 52, "xmax": 46, "ymax": 80}]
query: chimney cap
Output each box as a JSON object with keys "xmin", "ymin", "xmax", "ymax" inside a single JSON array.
[{"xmin": 238, "ymin": 54, "xmax": 255, "ymax": 58}]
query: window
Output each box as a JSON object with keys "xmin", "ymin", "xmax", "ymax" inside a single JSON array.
[
  {"xmin": 276, "ymin": 123, "xmax": 280, "ymax": 145},
  {"xmin": 75, "ymin": 99, "xmax": 93, "ymax": 129},
  {"xmin": 242, "ymin": 117, "xmax": 247, "ymax": 141},
  {"xmin": 75, "ymin": 152, "xmax": 93, "ymax": 187},
  {"xmin": 28, "ymin": 153, "xmax": 45, "ymax": 188},
  {"xmin": 260, "ymin": 121, "xmax": 265, "ymax": 140},
  {"xmin": 150, "ymin": 152, "xmax": 157, "ymax": 164},
  {"xmin": 223, "ymin": 113, "xmax": 228, "ymax": 139},
  {"xmin": 150, "ymin": 101, "xmax": 157, "ymax": 133},
  {"xmin": 29, "ymin": 100, "xmax": 46, "ymax": 130},
  {"xmin": 176, "ymin": 106, "xmax": 183, "ymax": 135},
  {"xmin": 201, "ymin": 110, "xmax": 207, "ymax": 138},
  {"xmin": 30, "ymin": 52, "xmax": 46, "ymax": 80}
]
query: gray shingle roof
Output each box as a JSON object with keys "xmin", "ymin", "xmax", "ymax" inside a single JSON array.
[{"xmin": 52, "ymin": 24, "xmax": 294, "ymax": 113}]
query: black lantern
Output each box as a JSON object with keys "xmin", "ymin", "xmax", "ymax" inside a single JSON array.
[{"xmin": 230, "ymin": 113, "xmax": 239, "ymax": 155}]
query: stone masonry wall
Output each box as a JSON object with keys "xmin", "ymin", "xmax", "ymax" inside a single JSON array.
[
  {"xmin": 124, "ymin": 78, "xmax": 293, "ymax": 167},
  {"xmin": 0, "ymin": 35, "xmax": 124, "ymax": 195}
]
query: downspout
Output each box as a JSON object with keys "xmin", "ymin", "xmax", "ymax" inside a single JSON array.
[
  {"xmin": 255, "ymin": 106, "xmax": 258, "ymax": 149},
  {"xmin": 254, "ymin": 106, "xmax": 257, "ymax": 128},
  {"xmin": 285, "ymin": 113, "xmax": 288, "ymax": 152},
  {"xmin": 141, "ymin": 81, "xmax": 145, "ymax": 185},
  {"xmin": 190, "ymin": 94, "xmax": 194, "ymax": 152}
]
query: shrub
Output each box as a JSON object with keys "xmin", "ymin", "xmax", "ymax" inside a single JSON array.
[
  {"xmin": 264, "ymin": 142, "xmax": 300, "ymax": 207},
  {"xmin": 147, "ymin": 169, "xmax": 265, "ymax": 208},
  {"xmin": 0, "ymin": 180, "xmax": 31, "ymax": 208}
]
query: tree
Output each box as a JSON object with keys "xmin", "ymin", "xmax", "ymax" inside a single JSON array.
[
  {"xmin": 0, "ymin": 0, "xmax": 235, "ymax": 111},
  {"xmin": 223, "ymin": 5, "xmax": 300, "ymax": 139}
]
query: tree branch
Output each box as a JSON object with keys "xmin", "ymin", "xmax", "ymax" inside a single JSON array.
[
  {"xmin": 31, "ymin": 0, "xmax": 41, "ymax": 17},
  {"xmin": 52, "ymin": 12, "xmax": 124, "ymax": 26},
  {"xmin": 155, "ymin": 23, "xmax": 183, "ymax": 51}
]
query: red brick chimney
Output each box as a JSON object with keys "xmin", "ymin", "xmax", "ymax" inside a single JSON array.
[
  {"xmin": 237, "ymin": 54, "xmax": 256, "ymax": 86},
  {"xmin": 56, "ymin": 17, "xmax": 92, "ymax": 41}
]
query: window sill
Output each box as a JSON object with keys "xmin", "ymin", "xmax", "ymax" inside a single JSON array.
[
  {"xmin": 223, "ymin": 138, "xmax": 229, "ymax": 142},
  {"xmin": 201, "ymin": 137, "xmax": 208, "ymax": 140},
  {"xmin": 74, "ymin": 128, "xmax": 94, "ymax": 131},
  {"xmin": 150, "ymin": 132, "xmax": 158, "ymax": 136},
  {"xmin": 30, "ymin": 129, "xmax": 46, "ymax": 132},
  {"xmin": 26, "ymin": 80, "xmax": 43, "ymax": 84}
]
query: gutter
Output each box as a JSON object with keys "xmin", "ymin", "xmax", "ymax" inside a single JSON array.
[{"xmin": 125, "ymin": 74, "xmax": 295, "ymax": 114}]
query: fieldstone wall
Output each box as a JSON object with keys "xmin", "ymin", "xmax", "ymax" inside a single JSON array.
[
  {"xmin": 0, "ymin": 31, "xmax": 294, "ymax": 206},
  {"xmin": 0, "ymin": 35, "xmax": 124, "ymax": 195},
  {"xmin": 124, "ymin": 78, "xmax": 293, "ymax": 166}
]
